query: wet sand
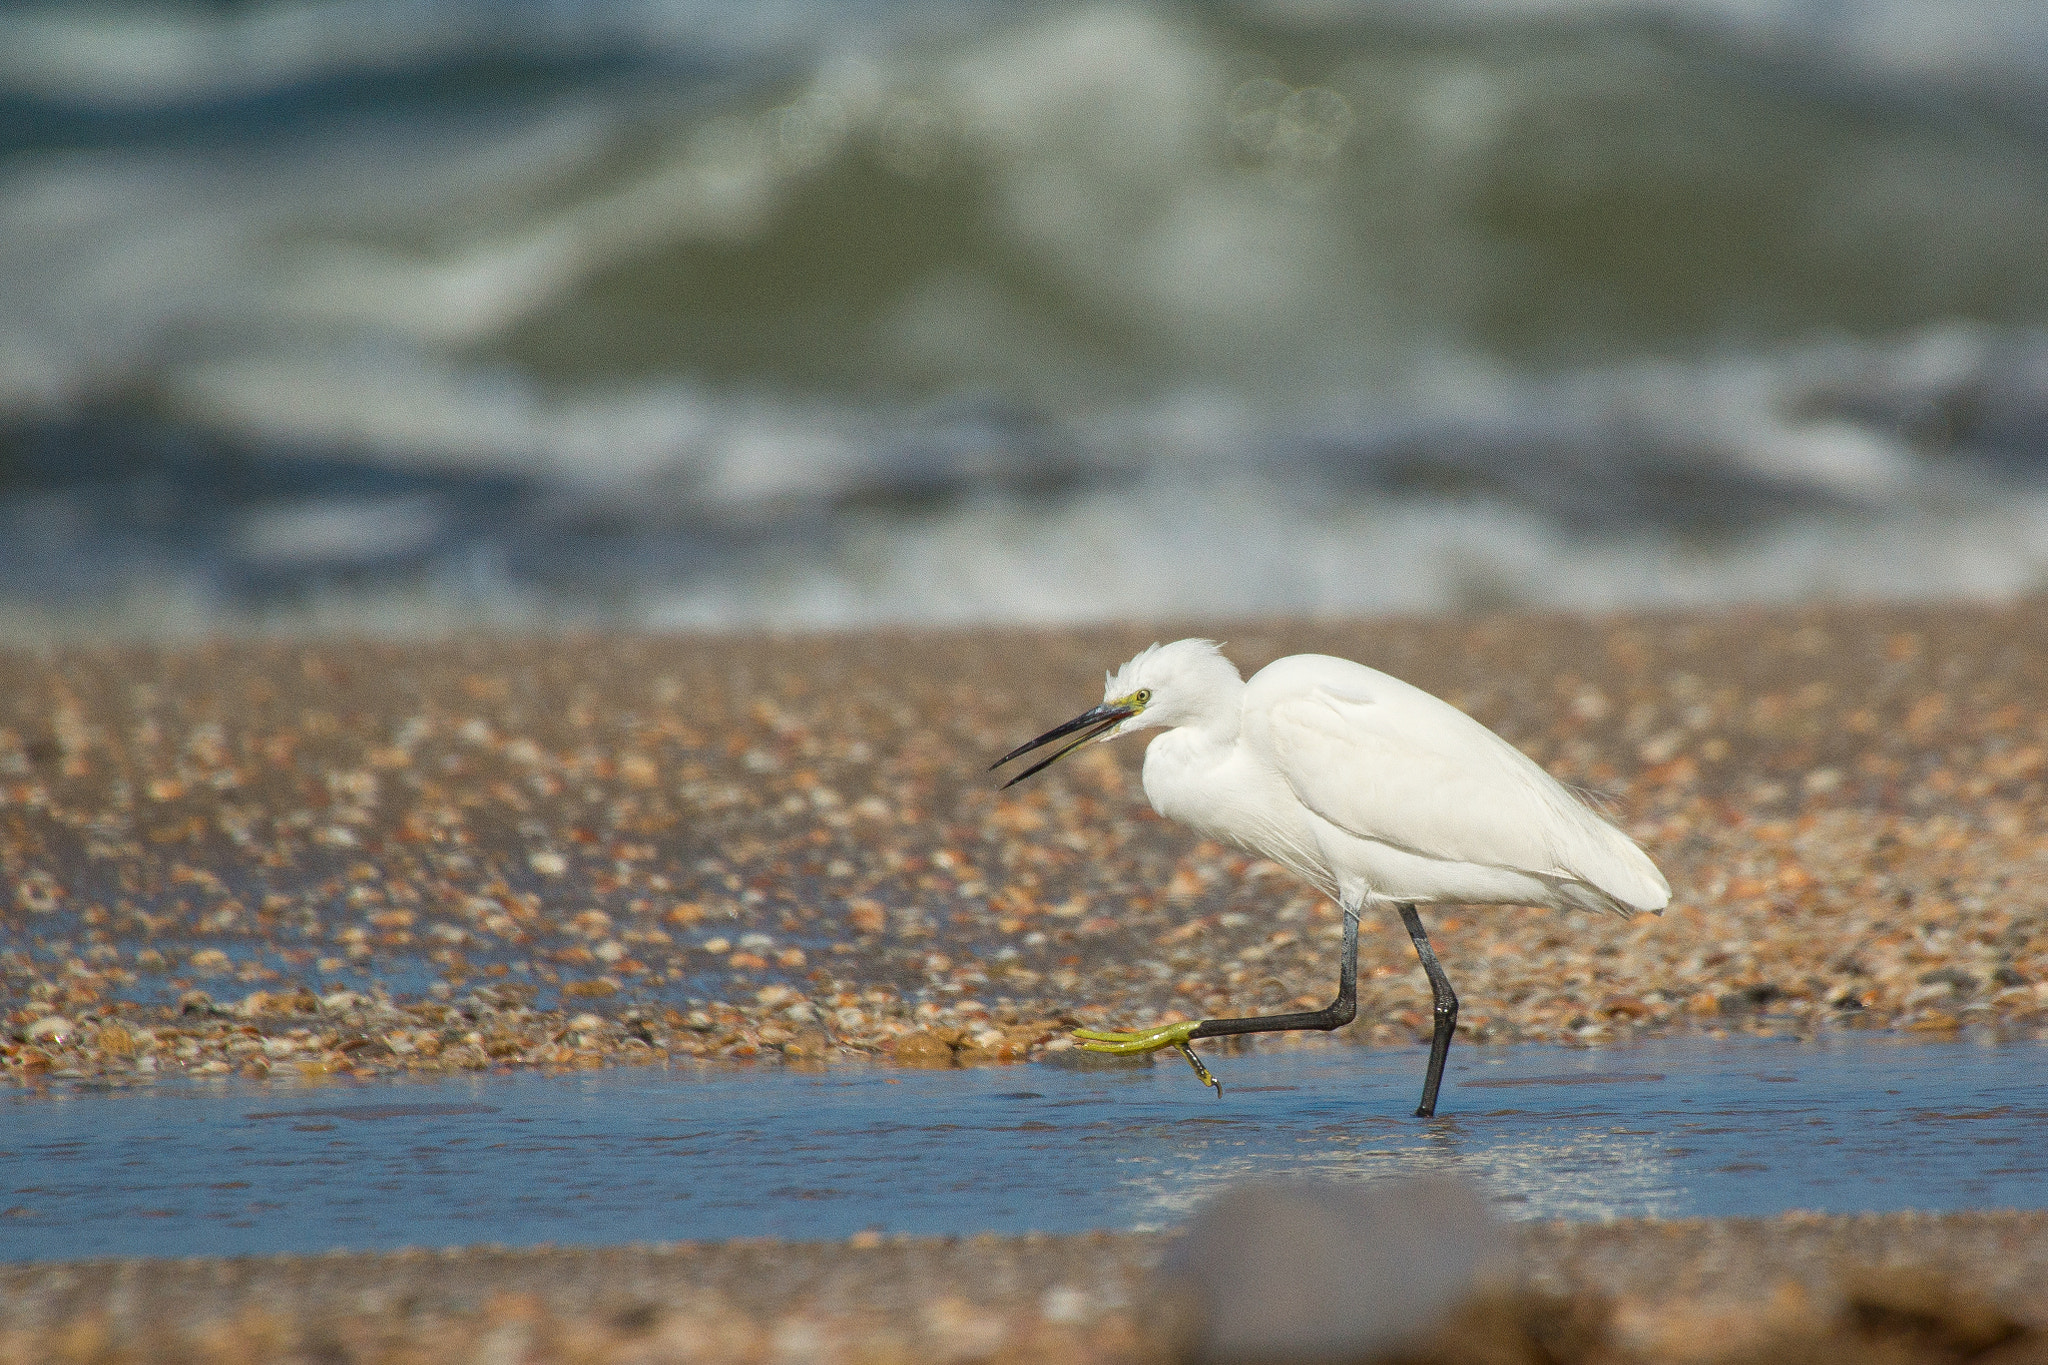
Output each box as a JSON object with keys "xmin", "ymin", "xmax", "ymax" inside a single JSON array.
[
  {"xmin": 2, "ymin": 1212, "xmax": 2045, "ymax": 1363},
  {"xmin": 5, "ymin": 600, "xmax": 2046, "ymax": 1081}
]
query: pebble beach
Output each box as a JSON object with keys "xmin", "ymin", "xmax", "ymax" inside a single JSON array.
[
  {"xmin": 5, "ymin": 599, "xmax": 2048, "ymax": 1362},
  {"xmin": 4, "ymin": 1213, "xmax": 2046, "ymax": 1364},
  {"xmin": 5, "ymin": 600, "xmax": 2046, "ymax": 1082},
  {"xmin": 10, "ymin": 0, "xmax": 2048, "ymax": 1353}
]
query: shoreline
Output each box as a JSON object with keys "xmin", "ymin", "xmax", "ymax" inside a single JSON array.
[
  {"xmin": 4, "ymin": 1212, "xmax": 2046, "ymax": 1363},
  {"xmin": 5, "ymin": 599, "xmax": 2046, "ymax": 1086}
]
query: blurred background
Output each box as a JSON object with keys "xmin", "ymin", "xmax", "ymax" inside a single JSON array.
[{"xmin": 3, "ymin": 0, "xmax": 2047, "ymax": 638}]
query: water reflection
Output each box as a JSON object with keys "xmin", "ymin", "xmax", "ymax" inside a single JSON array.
[{"xmin": 1109, "ymin": 1059, "xmax": 1685, "ymax": 1227}]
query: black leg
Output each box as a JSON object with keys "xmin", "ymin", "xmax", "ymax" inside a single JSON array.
[
  {"xmin": 1073, "ymin": 910, "xmax": 1362, "ymax": 1097},
  {"xmin": 1398, "ymin": 902, "xmax": 1458, "ymax": 1118},
  {"xmin": 1189, "ymin": 908, "xmax": 1358, "ymax": 1043}
]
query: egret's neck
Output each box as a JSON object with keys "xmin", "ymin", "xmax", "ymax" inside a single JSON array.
[
  {"xmin": 1139, "ymin": 678, "xmax": 1248, "ymax": 832},
  {"xmin": 1168, "ymin": 672, "xmax": 1245, "ymax": 748}
]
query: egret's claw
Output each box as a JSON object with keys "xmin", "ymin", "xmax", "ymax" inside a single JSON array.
[
  {"xmin": 1073, "ymin": 1020, "xmax": 1222, "ymax": 1095},
  {"xmin": 1175, "ymin": 1041, "xmax": 1222, "ymax": 1096}
]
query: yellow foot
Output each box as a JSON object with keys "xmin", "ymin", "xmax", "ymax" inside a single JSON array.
[
  {"xmin": 1072, "ymin": 1020, "xmax": 1222, "ymax": 1095},
  {"xmin": 1071, "ymin": 1019, "xmax": 1198, "ymax": 1055}
]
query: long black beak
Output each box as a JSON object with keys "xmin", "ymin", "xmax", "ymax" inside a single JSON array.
[{"xmin": 990, "ymin": 701, "xmax": 1138, "ymax": 789}]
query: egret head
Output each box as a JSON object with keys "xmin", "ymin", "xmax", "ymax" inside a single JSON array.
[
  {"xmin": 991, "ymin": 639, "xmax": 1242, "ymax": 787},
  {"xmin": 1100, "ymin": 639, "xmax": 1241, "ymax": 732}
]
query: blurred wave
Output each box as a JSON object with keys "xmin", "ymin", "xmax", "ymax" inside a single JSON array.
[{"xmin": 3, "ymin": 0, "xmax": 2048, "ymax": 633}]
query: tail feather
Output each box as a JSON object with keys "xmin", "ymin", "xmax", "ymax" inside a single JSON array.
[{"xmin": 1543, "ymin": 786, "xmax": 1670, "ymax": 915}]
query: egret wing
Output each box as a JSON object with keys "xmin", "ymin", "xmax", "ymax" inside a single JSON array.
[{"xmin": 1252, "ymin": 658, "xmax": 1666, "ymax": 909}]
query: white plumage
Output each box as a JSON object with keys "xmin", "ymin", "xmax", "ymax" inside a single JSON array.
[
  {"xmin": 994, "ymin": 637, "xmax": 1668, "ymax": 1116},
  {"xmin": 1117, "ymin": 640, "xmax": 1668, "ymax": 917}
]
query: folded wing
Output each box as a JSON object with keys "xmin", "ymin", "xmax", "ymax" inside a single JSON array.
[{"xmin": 1253, "ymin": 658, "xmax": 1668, "ymax": 915}]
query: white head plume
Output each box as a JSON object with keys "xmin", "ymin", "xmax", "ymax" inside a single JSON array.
[{"xmin": 1103, "ymin": 639, "xmax": 1243, "ymax": 735}]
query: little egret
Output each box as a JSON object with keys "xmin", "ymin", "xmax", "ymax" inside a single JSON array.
[{"xmin": 991, "ymin": 640, "xmax": 1668, "ymax": 1117}]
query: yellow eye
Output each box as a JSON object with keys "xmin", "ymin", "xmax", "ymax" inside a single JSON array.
[{"xmin": 1135, "ymin": 689, "xmax": 1152, "ymax": 705}]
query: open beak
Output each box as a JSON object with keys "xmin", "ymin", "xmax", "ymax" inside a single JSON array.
[{"xmin": 990, "ymin": 701, "xmax": 1139, "ymax": 789}]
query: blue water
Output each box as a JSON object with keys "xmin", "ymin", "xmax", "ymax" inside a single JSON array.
[{"xmin": 4, "ymin": 1039, "xmax": 2043, "ymax": 1262}]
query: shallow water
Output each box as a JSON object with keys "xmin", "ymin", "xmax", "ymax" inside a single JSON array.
[{"xmin": 4, "ymin": 1038, "xmax": 2043, "ymax": 1262}]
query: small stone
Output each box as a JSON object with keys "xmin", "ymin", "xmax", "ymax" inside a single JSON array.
[
  {"xmin": 95, "ymin": 1024, "xmax": 135, "ymax": 1057},
  {"xmin": 1845, "ymin": 1267, "xmax": 2028, "ymax": 1355},
  {"xmin": 954, "ymin": 1031, "xmax": 1016, "ymax": 1066},
  {"xmin": 1160, "ymin": 1176, "xmax": 1496, "ymax": 1363},
  {"xmin": 892, "ymin": 1031, "xmax": 954, "ymax": 1067},
  {"xmin": 1041, "ymin": 1286, "xmax": 1094, "ymax": 1325},
  {"xmin": 26, "ymin": 1016, "xmax": 74, "ymax": 1045},
  {"xmin": 782, "ymin": 1025, "xmax": 835, "ymax": 1058}
]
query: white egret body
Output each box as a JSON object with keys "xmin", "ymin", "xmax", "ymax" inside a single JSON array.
[{"xmin": 993, "ymin": 639, "xmax": 1668, "ymax": 1116}]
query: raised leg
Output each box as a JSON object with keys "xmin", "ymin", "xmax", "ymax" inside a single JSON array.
[
  {"xmin": 1397, "ymin": 902, "xmax": 1458, "ymax": 1118},
  {"xmin": 1189, "ymin": 907, "xmax": 1358, "ymax": 1043},
  {"xmin": 1073, "ymin": 909, "xmax": 1359, "ymax": 1094}
]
